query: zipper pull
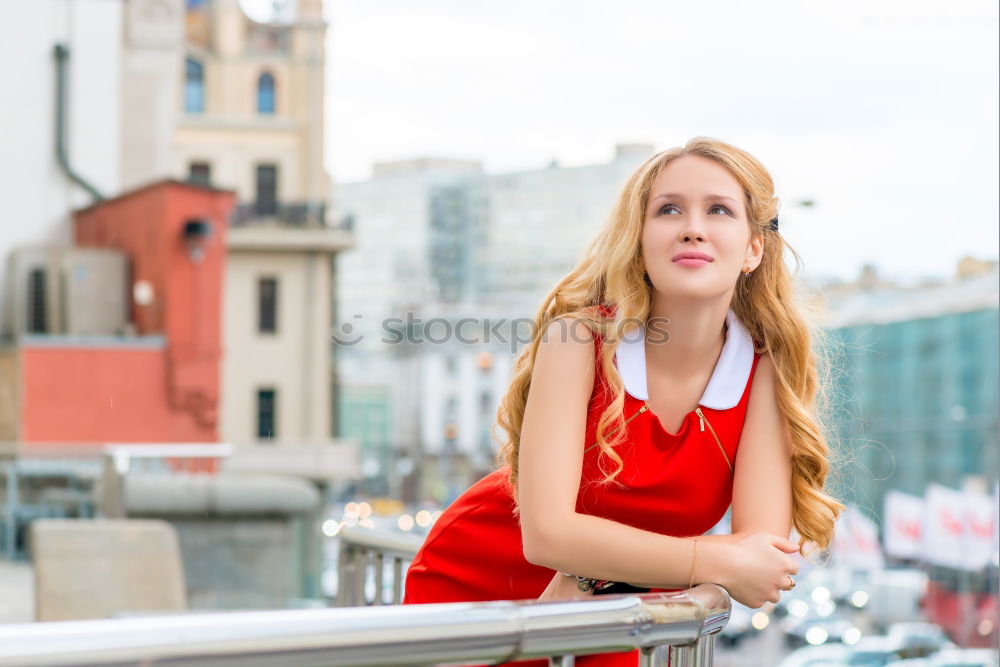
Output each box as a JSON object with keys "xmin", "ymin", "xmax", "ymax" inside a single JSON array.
[
  {"xmin": 640, "ymin": 403, "xmax": 649, "ymax": 413},
  {"xmin": 696, "ymin": 407, "xmax": 705, "ymax": 431}
]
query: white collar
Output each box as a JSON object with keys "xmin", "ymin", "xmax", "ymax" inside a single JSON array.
[{"xmin": 614, "ymin": 308, "xmax": 755, "ymax": 410}]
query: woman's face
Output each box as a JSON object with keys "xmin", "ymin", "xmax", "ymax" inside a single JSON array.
[{"xmin": 640, "ymin": 154, "xmax": 763, "ymax": 300}]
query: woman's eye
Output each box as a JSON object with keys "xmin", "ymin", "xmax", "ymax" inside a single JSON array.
[{"xmin": 658, "ymin": 204, "xmax": 731, "ymax": 216}]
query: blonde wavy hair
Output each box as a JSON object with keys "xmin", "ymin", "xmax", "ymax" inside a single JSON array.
[{"xmin": 493, "ymin": 136, "xmax": 846, "ymax": 553}]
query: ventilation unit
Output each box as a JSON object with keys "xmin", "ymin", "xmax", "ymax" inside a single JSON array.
[{"xmin": 6, "ymin": 247, "xmax": 128, "ymax": 337}]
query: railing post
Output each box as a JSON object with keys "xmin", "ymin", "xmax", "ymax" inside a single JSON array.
[
  {"xmin": 354, "ymin": 547, "xmax": 367, "ymax": 605},
  {"xmin": 3, "ymin": 462, "xmax": 17, "ymax": 559},
  {"xmin": 98, "ymin": 453, "xmax": 125, "ymax": 519},
  {"xmin": 392, "ymin": 557, "xmax": 404, "ymax": 604},
  {"xmin": 374, "ymin": 552, "xmax": 385, "ymax": 605},
  {"xmin": 694, "ymin": 634, "xmax": 716, "ymax": 665},
  {"xmin": 335, "ymin": 541, "xmax": 352, "ymax": 606},
  {"xmin": 638, "ymin": 645, "xmax": 658, "ymax": 667},
  {"xmin": 666, "ymin": 634, "xmax": 716, "ymax": 667}
]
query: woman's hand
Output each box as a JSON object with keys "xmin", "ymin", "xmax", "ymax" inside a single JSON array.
[
  {"xmin": 537, "ymin": 571, "xmax": 597, "ymax": 602},
  {"xmin": 715, "ymin": 532, "xmax": 800, "ymax": 608}
]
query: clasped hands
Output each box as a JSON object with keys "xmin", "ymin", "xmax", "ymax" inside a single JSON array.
[{"xmin": 536, "ymin": 531, "xmax": 801, "ymax": 608}]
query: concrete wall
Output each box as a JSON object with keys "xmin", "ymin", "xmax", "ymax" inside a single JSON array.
[
  {"xmin": 120, "ymin": 472, "xmax": 324, "ymax": 608},
  {"xmin": 171, "ymin": 518, "xmax": 305, "ymax": 609},
  {"xmin": 31, "ymin": 519, "xmax": 186, "ymax": 621}
]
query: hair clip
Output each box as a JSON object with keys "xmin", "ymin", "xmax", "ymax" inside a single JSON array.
[{"xmin": 768, "ymin": 217, "xmax": 779, "ymax": 232}]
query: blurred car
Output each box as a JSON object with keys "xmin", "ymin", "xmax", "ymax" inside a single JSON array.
[
  {"xmin": 864, "ymin": 570, "xmax": 929, "ymax": 631},
  {"xmin": 839, "ymin": 636, "xmax": 908, "ymax": 666},
  {"xmin": 781, "ymin": 609, "xmax": 863, "ymax": 649},
  {"xmin": 776, "ymin": 643, "xmax": 850, "ymax": 666},
  {"xmin": 719, "ymin": 600, "xmax": 768, "ymax": 647},
  {"xmin": 885, "ymin": 648, "xmax": 1000, "ymax": 667},
  {"xmin": 773, "ymin": 585, "xmax": 817, "ymax": 620},
  {"xmin": 886, "ymin": 622, "xmax": 954, "ymax": 659}
]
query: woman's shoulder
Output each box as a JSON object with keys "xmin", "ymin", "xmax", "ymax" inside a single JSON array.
[
  {"xmin": 542, "ymin": 304, "xmax": 614, "ymax": 347},
  {"xmin": 563, "ymin": 303, "xmax": 617, "ymax": 346}
]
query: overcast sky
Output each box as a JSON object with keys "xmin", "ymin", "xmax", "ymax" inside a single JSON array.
[{"xmin": 248, "ymin": 0, "xmax": 999, "ymax": 283}]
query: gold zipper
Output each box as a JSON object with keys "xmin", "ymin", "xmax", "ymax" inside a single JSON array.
[
  {"xmin": 584, "ymin": 403, "xmax": 648, "ymax": 453},
  {"xmin": 583, "ymin": 403, "xmax": 733, "ymax": 476},
  {"xmin": 695, "ymin": 407, "xmax": 733, "ymax": 474}
]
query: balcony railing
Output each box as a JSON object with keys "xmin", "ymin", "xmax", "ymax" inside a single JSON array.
[
  {"xmin": 229, "ymin": 201, "xmax": 330, "ymax": 228},
  {"xmin": 335, "ymin": 524, "xmax": 423, "ymax": 606}
]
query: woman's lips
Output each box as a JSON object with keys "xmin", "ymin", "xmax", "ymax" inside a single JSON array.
[{"xmin": 674, "ymin": 258, "xmax": 711, "ymax": 267}]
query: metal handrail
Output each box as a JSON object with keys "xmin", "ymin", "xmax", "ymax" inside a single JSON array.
[
  {"xmin": 0, "ymin": 584, "xmax": 730, "ymax": 666},
  {"xmin": 337, "ymin": 524, "xmax": 423, "ymax": 557}
]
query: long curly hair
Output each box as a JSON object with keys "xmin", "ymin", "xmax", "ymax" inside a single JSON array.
[{"xmin": 493, "ymin": 136, "xmax": 846, "ymax": 553}]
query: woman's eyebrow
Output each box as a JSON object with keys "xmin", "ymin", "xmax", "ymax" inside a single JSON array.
[{"xmin": 650, "ymin": 193, "xmax": 738, "ymax": 205}]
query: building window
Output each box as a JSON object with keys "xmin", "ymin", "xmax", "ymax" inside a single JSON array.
[
  {"xmin": 255, "ymin": 164, "xmax": 278, "ymax": 216},
  {"xmin": 258, "ymin": 277, "xmax": 278, "ymax": 333},
  {"xmin": 188, "ymin": 162, "xmax": 211, "ymax": 186},
  {"xmin": 184, "ymin": 58, "xmax": 204, "ymax": 113},
  {"xmin": 257, "ymin": 388, "xmax": 277, "ymax": 440},
  {"xmin": 257, "ymin": 72, "xmax": 275, "ymax": 114},
  {"xmin": 27, "ymin": 268, "xmax": 47, "ymax": 334}
]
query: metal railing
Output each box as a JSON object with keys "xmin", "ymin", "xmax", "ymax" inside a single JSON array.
[
  {"xmin": 330, "ymin": 524, "xmax": 730, "ymax": 664},
  {"xmin": 335, "ymin": 524, "xmax": 422, "ymax": 606},
  {"xmin": 229, "ymin": 201, "xmax": 330, "ymax": 228},
  {"xmin": 0, "ymin": 584, "xmax": 730, "ymax": 666}
]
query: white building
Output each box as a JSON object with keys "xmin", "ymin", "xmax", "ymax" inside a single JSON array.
[
  {"xmin": 332, "ymin": 145, "xmax": 653, "ymax": 501},
  {"xmin": 1, "ymin": 0, "xmax": 124, "ymax": 339}
]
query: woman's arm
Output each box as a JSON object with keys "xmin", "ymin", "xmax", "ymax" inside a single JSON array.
[
  {"xmin": 518, "ymin": 319, "xmax": 740, "ymax": 591},
  {"xmin": 539, "ymin": 536, "xmax": 749, "ymax": 600},
  {"xmin": 730, "ymin": 353, "xmax": 794, "ymax": 538},
  {"xmin": 620, "ymin": 533, "xmax": 748, "ymax": 589}
]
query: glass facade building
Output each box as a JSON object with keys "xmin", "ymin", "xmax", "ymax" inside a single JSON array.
[{"xmin": 825, "ymin": 280, "xmax": 999, "ymax": 524}]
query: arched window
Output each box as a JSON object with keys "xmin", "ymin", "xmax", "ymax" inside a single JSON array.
[
  {"xmin": 257, "ymin": 72, "xmax": 275, "ymax": 114},
  {"xmin": 185, "ymin": 58, "xmax": 204, "ymax": 112}
]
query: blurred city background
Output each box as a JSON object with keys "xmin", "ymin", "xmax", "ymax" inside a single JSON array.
[{"xmin": 0, "ymin": 0, "xmax": 997, "ymax": 665}]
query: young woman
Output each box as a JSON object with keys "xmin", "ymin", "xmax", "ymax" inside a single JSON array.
[{"xmin": 402, "ymin": 137, "xmax": 846, "ymax": 666}]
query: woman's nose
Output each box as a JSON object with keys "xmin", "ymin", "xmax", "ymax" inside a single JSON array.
[{"xmin": 678, "ymin": 226, "xmax": 706, "ymax": 242}]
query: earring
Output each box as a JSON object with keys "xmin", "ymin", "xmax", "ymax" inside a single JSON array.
[{"xmin": 743, "ymin": 265, "xmax": 752, "ymax": 278}]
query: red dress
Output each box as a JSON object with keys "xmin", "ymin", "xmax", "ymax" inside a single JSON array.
[{"xmin": 403, "ymin": 305, "xmax": 762, "ymax": 666}]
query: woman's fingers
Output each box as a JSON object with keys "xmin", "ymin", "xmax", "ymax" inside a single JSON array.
[{"xmin": 765, "ymin": 533, "xmax": 800, "ymax": 554}]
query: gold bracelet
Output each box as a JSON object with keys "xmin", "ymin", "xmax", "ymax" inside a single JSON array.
[{"xmin": 688, "ymin": 539, "xmax": 699, "ymax": 589}]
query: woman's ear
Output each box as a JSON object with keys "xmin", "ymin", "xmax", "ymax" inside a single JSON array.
[{"xmin": 747, "ymin": 235, "xmax": 765, "ymax": 271}]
